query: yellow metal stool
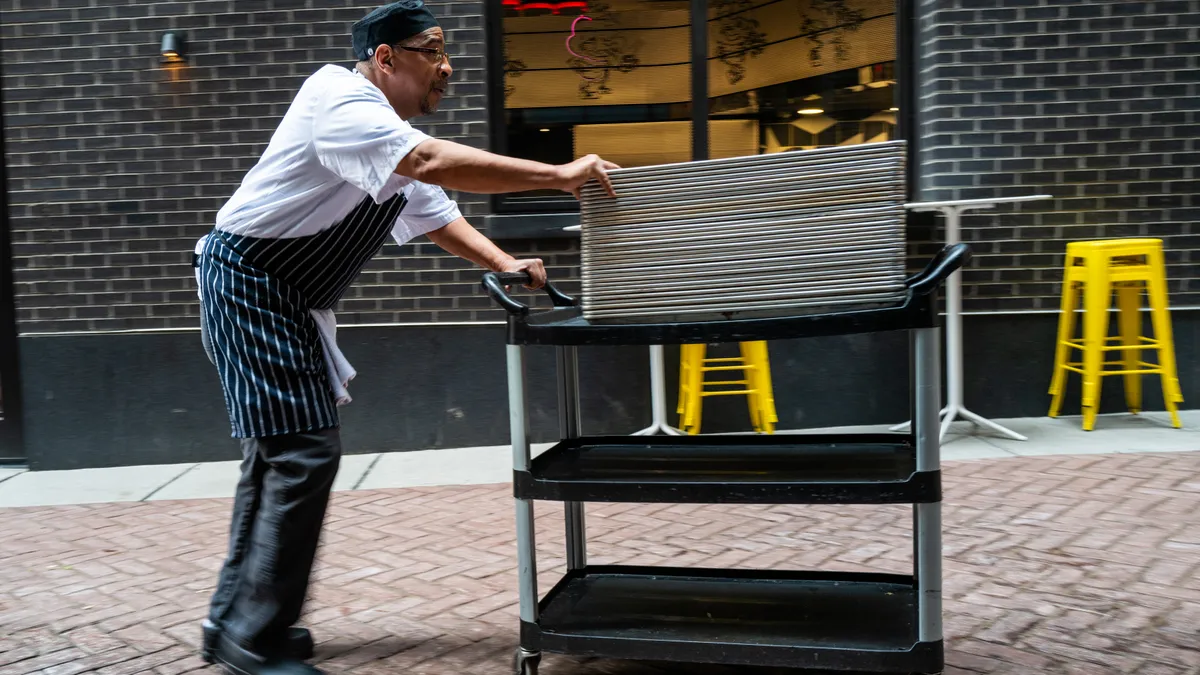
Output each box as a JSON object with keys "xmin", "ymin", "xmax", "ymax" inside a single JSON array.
[
  {"xmin": 677, "ymin": 341, "xmax": 777, "ymax": 435},
  {"xmin": 1048, "ymin": 238, "xmax": 1183, "ymax": 430}
]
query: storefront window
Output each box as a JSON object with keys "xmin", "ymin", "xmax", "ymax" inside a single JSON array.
[{"xmin": 489, "ymin": 0, "xmax": 900, "ymax": 213}]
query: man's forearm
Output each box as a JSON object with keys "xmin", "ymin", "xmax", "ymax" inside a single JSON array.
[
  {"xmin": 397, "ymin": 139, "xmax": 564, "ymax": 194},
  {"xmin": 426, "ymin": 217, "xmax": 514, "ymax": 272}
]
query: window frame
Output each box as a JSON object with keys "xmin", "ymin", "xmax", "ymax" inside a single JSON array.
[{"xmin": 484, "ymin": 0, "xmax": 919, "ymax": 217}]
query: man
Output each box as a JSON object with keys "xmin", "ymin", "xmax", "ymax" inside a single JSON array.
[{"xmin": 194, "ymin": 2, "xmax": 618, "ymax": 673}]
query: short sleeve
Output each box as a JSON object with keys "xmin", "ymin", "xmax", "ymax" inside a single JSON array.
[
  {"xmin": 312, "ymin": 74, "xmax": 431, "ymax": 202},
  {"xmin": 391, "ymin": 181, "xmax": 462, "ymax": 246}
]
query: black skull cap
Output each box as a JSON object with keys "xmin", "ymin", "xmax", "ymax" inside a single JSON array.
[{"xmin": 352, "ymin": 1, "xmax": 441, "ymax": 61}]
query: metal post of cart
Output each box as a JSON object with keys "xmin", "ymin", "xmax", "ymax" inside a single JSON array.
[
  {"xmin": 508, "ymin": 344, "xmax": 542, "ymax": 675},
  {"xmin": 557, "ymin": 347, "xmax": 587, "ymax": 569},
  {"xmin": 913, "ymin": 327, "xmax": 943, "ymax": 646}
]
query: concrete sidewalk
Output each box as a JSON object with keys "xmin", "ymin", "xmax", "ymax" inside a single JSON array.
[{"xmin": 0, "ymin": 411, "xmax": 1196, "ymax": 508}]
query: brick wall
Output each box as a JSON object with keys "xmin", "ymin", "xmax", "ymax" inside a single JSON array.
[
  {"xmin": 6, "ymin": 0, "xmax": 1199, "ymax": 333},
  {"xmin": 918, "ymin": 0, "xmax": 1200, "ymax": 312},
  {"xmin": 0, "ymin": 0, "xmax": 576, "ymax": 334}
]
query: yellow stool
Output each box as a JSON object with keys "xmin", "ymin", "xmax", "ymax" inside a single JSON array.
[
  {"xmin": 677, "ymin": 341, "xmax": 777, "ymax": 435},
  {"xmin": 1048, "ymin": 238, "xmax": 1183, "ymax": 430}
]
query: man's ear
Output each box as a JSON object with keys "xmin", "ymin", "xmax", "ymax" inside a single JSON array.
[{"xmin": 376, "ymin": 45, "xmax": 395, "ymax": 72}]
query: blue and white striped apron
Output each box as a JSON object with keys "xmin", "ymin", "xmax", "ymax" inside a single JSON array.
[{"xmin": 197, "ymin": 192, "xmax": 408, "ymax": 438}]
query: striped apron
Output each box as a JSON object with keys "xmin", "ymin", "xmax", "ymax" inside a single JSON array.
[{"xmin": 197, "ymin": 192, "xmax": 409, "ymax": 438}]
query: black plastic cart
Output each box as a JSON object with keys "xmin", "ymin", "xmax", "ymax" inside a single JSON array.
[{"xmin": 481, "ymin": 242, "xmax": 968, "ymax": 675}]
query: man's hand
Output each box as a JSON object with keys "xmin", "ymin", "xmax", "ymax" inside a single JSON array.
[
  {"xmin": 557, "ymin": 154, "xmax": 621, "ymax": 199},
  {"xmin": 499, "ymin": 257, "xmax": 547, "ymax": 290}
]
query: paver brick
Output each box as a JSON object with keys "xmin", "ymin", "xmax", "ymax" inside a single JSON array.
[{"xmin": 2, "ymin": 452, "xmax": 1200, "ymax": 674}]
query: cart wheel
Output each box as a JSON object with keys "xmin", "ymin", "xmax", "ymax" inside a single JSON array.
[{"xmin": 513, "ymin": 648, "xmax": 540, "ymax": 675}]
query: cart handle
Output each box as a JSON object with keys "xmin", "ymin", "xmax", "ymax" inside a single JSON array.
[
  {"xmin": 906, "ymin": 243, "xmax": 971, "ymax": 296},
  {"xmin": 481, "ymin": 271, "xmax": 577, "ymax": 315}
]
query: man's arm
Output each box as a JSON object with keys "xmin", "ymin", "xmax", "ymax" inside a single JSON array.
[
  {"xmin": 397, "ymin": 139, "xmax": 618, "ymax": 199},
  {"xmin": 426, "ymin": 217, "xmax": 547, "ymax": 289}
]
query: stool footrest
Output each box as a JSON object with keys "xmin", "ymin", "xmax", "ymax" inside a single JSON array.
[
  {"xmin": 1062, "ymin": 362, "xmax": 1165, "ymax": 376},
  {"xmin": 1063, "ymin": 337, "xmax": 1161, "ymax": 352}
]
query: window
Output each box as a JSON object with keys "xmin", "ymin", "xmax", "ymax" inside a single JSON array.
[{"xmin": 486, "ymin": 0, "xmax": 910, "ymax": 215}]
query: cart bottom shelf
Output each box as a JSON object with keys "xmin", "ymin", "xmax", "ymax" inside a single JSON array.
[{"xmin": 522, "ymin": 566, "xmax": 942, "ymax": 673}]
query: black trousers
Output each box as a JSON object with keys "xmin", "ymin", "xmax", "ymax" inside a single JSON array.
[{"xmin": 207, "ymin": 428, "xmax": 341, "ymax": 655}]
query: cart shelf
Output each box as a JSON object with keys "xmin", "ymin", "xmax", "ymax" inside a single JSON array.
[
  {"xmin": 482, "ymin": 244, "xmax": 969, "ymax": 346},
  {"xmin": 516, "ymin": 434, "xmax": 939, "ymax": 504},
  {"xmin": 522, "ymin": 565, "xmax": 943, "ymax": 673}
]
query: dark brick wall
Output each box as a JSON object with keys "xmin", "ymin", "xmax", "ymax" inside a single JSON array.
[
  {"xmin": 917, "ymin": 0, "xmax": 1200, "ymax": 312},
  {"xmin": 0, "ymin": 0, "xmax": 574, "ymax": 334},
  {"xmin": 5, "ymin": 0, "xmax": 1199, "ymax": 333}
]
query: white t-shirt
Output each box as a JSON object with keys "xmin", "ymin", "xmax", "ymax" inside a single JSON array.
[{"xmin": 214, "ymin": 64, "xmax": 461, "ymax": 246}]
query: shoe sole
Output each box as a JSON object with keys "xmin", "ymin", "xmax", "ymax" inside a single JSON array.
[
  {"xmin": 201, "ymin": 623, "xmax": 312, "ymax": 663},
  {"xmin": 212, "ymin": 654, "xmax": 254, "ymax": 675}
]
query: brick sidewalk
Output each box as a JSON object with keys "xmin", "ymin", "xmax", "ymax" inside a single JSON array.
[{"xmin": 1, "ymin": 452, "xmax": 1198, "ymax": 675}]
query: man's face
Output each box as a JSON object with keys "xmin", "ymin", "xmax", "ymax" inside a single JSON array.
[{"xmin": 375, "ymin": 27, "xmax": 452, "ymax": 119}]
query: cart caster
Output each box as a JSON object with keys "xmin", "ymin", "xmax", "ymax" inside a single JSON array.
[{"xmin": 513, "ymin": 648, "xmax": 540, "ymax": 675}]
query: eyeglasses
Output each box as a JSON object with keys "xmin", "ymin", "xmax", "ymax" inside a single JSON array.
[{"xmin": 398, "ymin": 45, "xmax": 450, "ymax": 63}]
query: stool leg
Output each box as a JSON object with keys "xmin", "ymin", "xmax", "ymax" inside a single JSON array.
[
  {"xmin": 677, "ymin": 345, "xmax": 690, "ymax": 430},
  {"xmin": 683, "ymin": 344, "xmax": 699, "ymax": 433},
  {"xmin": 1116, "ymin": 282, "xmax": 1143, "ymax": 415},
  {"xmin": 1146, "ymin": 249, "xmax": 1184, "ymax": 428},
  {"xmin": 1048, "ymin": 275, "xmax": 1079, "ymax": 419},
  {"xmin": 1081, "ymin": 261, "xmax": 1110, "ymax": 432},
  {"xmin": 684, "ymin": 344, "xmax": 705, "ymax": 434},
  {"xmin": 744, "ymin": 341, "xmax": 775, "ymax": 435},
  {"xmin": 740, "ymin": 342, "xmax": 759, "ymax": 432},
  {"xmin": 756, "ymin": 342, "xmax": 777, "ymax": 434},
  {"xmin": 677, "ymin": 345, "xmax": 690, "ymax": 418}
]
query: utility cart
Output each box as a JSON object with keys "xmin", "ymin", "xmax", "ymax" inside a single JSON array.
[{"xmin": 480, "ymin": 142, "xmax": 965, "ymax": 675}]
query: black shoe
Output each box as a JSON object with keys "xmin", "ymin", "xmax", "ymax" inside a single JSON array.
[
  {"xmin": 201, "ymin": 619, "xmax": 315, "ymax": 664},
  {"xmin": 210, "ymin": 632, "xmax": 324, "ymax": 675}
]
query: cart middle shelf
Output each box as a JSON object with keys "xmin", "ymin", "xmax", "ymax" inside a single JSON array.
[{"xmin": 516, "ymin": 432, "xmax": 939, "ymax": 504}]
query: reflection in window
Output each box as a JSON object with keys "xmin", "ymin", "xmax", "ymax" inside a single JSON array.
[
  {"xmin": 708, "ymin": 0, "xmax": 898, "ymax": 156},
  {"xmin": 501, "ymin": 0, "xmax": 694, "ymax": 209},
  {"xmin": 497, "ymin": 0, "xmax": 898, "ymax": 210}
]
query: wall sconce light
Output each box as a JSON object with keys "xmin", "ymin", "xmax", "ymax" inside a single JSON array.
[{"xmin": 160, "ymin": 32, "xmax": 185, "ymax": 63}]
